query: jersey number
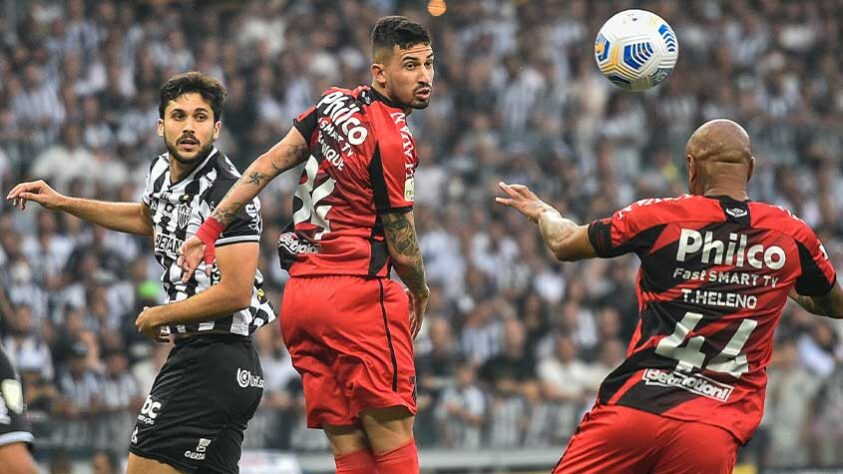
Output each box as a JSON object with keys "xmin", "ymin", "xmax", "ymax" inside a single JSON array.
[
  {"xmin": 655, "ymin": 311, "xmax": 757, "ymax": 378},
  {"xmin": 293, "ymin": 156, "xmax": 336, "ymax": 238}
]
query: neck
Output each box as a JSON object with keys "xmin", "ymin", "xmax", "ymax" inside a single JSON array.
[
  {"xmin": 703, "ymin": 186, "xmax": 749, "ymax": 201},
  {"xmin": 169, "ymin": 149, "xmax": 211, "ymax": 182},
  {"xmin": 371, "ymin": 82, "xmax": 412, "ymax": 115}
]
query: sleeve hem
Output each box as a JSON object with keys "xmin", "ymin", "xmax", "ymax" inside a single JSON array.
[
  {"xmin": 377, "ymin": 205, "xmax": 414, "ymax": 215},
  {"xmin": 216, "ymin": 235, "xmax": 260, "ymax": 247}
]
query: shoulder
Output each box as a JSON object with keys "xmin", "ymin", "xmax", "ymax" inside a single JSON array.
[
  {"xmin": 750, "ymin": 202, "xmax": 818, "ymax": 246},
  {"xmin": 147, "ymin": 153, "xmax": 168, "ymax": 175},
  {"xmin": 614, "ymin": 194, "xmax": 717, "ymax": 227}
]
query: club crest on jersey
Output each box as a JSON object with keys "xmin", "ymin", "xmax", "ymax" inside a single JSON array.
[{"xmin": 177, "ymin": 204, "xmax": 191, "ymax": 229}]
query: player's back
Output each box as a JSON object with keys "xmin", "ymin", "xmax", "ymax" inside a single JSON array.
[
  {"xmin": 588, "ymin": 194, "xmax": 836, "ymax": 442},
  {"xmin": 279, "ymin": 86, "xmax": 418, "ymax": 278}
]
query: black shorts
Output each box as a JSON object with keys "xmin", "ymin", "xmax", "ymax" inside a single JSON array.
[
  {"xmin": 129, "ymin": 334, "xmax": 263, "ymax": 473},
  {"xmin": 0, "ymin": 346, "xmax": 33, "ymax": 448}
]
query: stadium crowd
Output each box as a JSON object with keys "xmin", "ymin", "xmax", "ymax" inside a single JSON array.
[{"xmin": 1, "ymin": 0, "xmax": 843, "ymax": 469}]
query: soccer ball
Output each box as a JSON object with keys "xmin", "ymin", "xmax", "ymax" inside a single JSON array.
[{"xmin": 594, "ymin": 9, "xmax": 678, "ymax": 91}]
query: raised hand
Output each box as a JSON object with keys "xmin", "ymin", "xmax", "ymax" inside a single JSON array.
[
  {"xmin": 495, "ymin": 181, "xmax": 554, "ymax": 223},
  {"xmin": 6, "ymin": 180, "xmax": 66, "ymax": 211}
]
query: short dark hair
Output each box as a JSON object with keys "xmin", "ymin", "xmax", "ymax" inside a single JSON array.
[
  {"xmin": 159, "ymin": 71, "xmax": 227, "ymax": 122},
  {"xmin": 371, "ymin": 16, "xmax": 431, "ymax": 60}
]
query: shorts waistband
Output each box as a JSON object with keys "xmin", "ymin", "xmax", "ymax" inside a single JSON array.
[{"xmin": 173, "ymin": 331, "xmax": 252, "ymax": 346}]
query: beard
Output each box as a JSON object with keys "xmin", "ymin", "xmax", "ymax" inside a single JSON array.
[{"xmin": 165, "ymin": 135, "xmax": 215, "ymax": 165}]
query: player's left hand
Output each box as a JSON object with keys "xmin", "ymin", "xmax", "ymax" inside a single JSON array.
[
  {"xmin": 495, "ymin": 181, "xmax": 555, "ymax": 223},
  {"xmin": 178, "ymin": 235, "xmax": 213, "ymax": 283},
  {"xmin": 135, "ymin": 306, "xmax": 170, "ymax": 343}
]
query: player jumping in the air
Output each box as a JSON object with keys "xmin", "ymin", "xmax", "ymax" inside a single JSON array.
[
  {"xmin": 498, "ymin": 119, "xmax": 843, "ymax": 474},
  {"xmin": 8, "ymin": 72, "xmax": 274, "ymax": 474},
  {"xmin": 179, "ymin": 16, "xmax": 433, "ymax": 474}
]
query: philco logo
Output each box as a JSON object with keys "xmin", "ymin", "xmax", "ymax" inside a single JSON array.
[
  {"xmin": 236, "ymin": 368, "xmax": 264, "ymax": 389},
  {"xmin": 138, "ymin": 396, "xmax": 162, "ymax": 425},
  {"xmin": 677, "ymin": 229, "xmax": 785, "ymax": 270},
  {"xmin": 185, "ymin": 438, "xmax": 211, "ymax": 460},
  {"xmin": 317, "ymin": 91, "xmax": 368, "ymax": 145}
]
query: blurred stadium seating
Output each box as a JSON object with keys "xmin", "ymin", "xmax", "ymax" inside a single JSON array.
[{"xmin": 1, "ymin": 0, "xmax": 843, "ymax": 472}]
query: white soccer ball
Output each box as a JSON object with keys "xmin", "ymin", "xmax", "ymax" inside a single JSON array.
[{"xmin": 594, "ymin": 9, "xmax": 678, "ymax": 91}]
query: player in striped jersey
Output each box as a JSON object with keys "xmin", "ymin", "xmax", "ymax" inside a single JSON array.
[
  {"xmin": 7, "ymin": 72, "xmax": 275, "ymax": 474},
  {"xmin": 498, "ymin": 119, "xmax": 843, "ymax": 473}
]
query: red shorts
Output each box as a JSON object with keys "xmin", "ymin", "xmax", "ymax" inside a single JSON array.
[
  {"xmin": 280, "ymin": 275, "xmax": 416, "ymax": 428},
  {"xmin": 554, "ymin": 404, "xmax": 740, "ymax": 474}
]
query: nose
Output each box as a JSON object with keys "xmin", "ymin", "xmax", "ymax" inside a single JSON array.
[
  {"xmin": 182, "ymin": 116, "xmax": 197, "ymax": 133},
  {"xmin": 419, "ymin": 65, "xmax": 433, "ymax": 85}
]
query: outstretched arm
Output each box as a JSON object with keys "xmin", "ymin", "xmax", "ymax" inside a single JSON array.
[
  {"xmin": 381, "ymin": 210, "xmax": 429, "ymax": 338},
  {"xmin": 495, "ymin": 181, "xmax": 596, "ymax": 261},
  {"xmin": 178, "ymin": 127, "xmax": 310, "ymax": 280},
  {"xmin": 6, "ymin": 180, "xmax": 153, "ymax": 236}
]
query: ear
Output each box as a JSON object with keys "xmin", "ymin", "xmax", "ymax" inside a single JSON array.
[
  {"xmin": 747, "ymin": 156, "xmax": 755, "ymax": 183},
  {"xmin": 371, "ymin": 62, "xmax": 387, "ymax": 87},
  {"xmin": 213, "ymin": 120, "xmax": 221, "ymax": 140},
  {"xmin": 686, "ymin": 154, "xmax": 697, "ymax": 193},
  {"xmin": 157, "ymin": 119, "xmax": 164, "ymax": 137}
]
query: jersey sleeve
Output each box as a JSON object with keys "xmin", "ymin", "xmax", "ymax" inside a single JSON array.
[
  {"xmin": 369, "ymin": 138, "xmax": 416, "ymax": 214},
  {"xmin": 200, "ymin": 179, "xmax": 263, "ymax": 247},
  {"xmin": 292, "ymin": 105, "xmax": 317, "ymax": 142},
  {"xmin": 587, "ymin": 200, "xmax": 661, "ymax": 258},
  {"xmin": 794, "ymin": 227, "xmax": 836, "ymax": 296}
]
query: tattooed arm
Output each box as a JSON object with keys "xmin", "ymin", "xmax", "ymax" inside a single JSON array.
[
  {"xmin": 177, "ymin": 127, "xmax": 310, "ymax": 280},
  {"xmin": 789, "ymin": 285, "xmax": 843, "ymax": 319},
  {"xmin": 381, "ymin": 210, "xmax": 430, "ymax": 338},
  {"xmin": 211, "ymin": 127, "xmax": 311, "ymax": 226}
]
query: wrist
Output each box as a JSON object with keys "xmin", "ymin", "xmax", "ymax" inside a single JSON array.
[
  {"xmin": 534, "ymin": 205, "xmax": 557, "ymax": 224},
  {"xmin": 54, "ymin": 195, "xmax": 71, "ymax": 211},
  {"xmin": 196, "ymin": 216, "xmax": 225, "ymax": 245},
  {"xmin": 149, "ymin": 306, "xmax": 169, "ymax": 327}
]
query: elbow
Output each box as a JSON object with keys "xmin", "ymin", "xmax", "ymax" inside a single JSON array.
[
  {"xmin": 390, "ymin": 254, "xmax": 415, "ymax": 269},
  {"xmin": 222, "ymin": 286, "xmax": 253, "ymax": 312},
  {"xmin": 549, "ymin": 239, "xmax": 575, "ymax": 262},
  {"xmin": 233, "ymin": 291, "xmax": 252, "ymax": 311}
]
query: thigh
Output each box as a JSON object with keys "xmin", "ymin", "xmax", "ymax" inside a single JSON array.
[
  {"xmin": 332, "ymin": 278, "xmax": 417, "ymax": 419},
  {"xmin": 281, "ymin": 278, "xmax": 353, "ymax": 428},
  {"xmin": 554, "ymin": 404, "xmax": 658, "ymax": 474},
  {"xmin": 651, "ymin": 420, "xmax": 740, "ymax": 474},
  {"xmin": 127, "ymin": 453, "xmax": 186, "ymax": 474},
  {"xmin": 359, "ymin": 405, "xmax": 414, "ymax": 454},
  {"xmin": 130, "ymin": 338, "xmax": 263, "ymax": 474}
]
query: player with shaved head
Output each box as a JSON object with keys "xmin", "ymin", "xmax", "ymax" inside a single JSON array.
[
  {"xmin": 498, "ymin": 119, "xmax": 843, "ymax": 473},
  {"xmin": 178, "ymin": 16, "xmax": 433, "ymax": 474}
]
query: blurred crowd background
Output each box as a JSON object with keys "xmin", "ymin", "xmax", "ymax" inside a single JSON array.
[{"xmin": 2, "ymin": 0, "xmax": 843, "ymax": 471}]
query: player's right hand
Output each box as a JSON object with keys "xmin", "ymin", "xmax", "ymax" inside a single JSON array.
[
  {"xmin": 178, "ymin": 235, "xmax": 213, "ymax": 282},
  {"xmin": 6, "ymin": 180, "xmax": 65, "ymax": 211},
  {"xmin": 407, "ymin": 287, "xmax": 429, "ymax": 339}
]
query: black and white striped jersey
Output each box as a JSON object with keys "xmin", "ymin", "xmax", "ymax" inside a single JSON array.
[{"xmin": 142, "ymin": 147, "xmax": 275, "ymax": 336}]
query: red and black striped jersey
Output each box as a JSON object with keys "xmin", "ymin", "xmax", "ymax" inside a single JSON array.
[
  {"xmin": 587, "ymin": 194, "xmax": 836, "ymax": 443},
  {"xmin": 278, "ymin": 86, "xmax": 419, "ymax": 278}
]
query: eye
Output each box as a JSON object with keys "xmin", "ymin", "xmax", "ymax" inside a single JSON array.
[
  {"xmin": 196, "ymin": 114, "xmax": 208, "ymax": 121},
  {"xmin": 425, "ymin": 60, "xmax": 434, "ymax": 68},
  {"xmin": 405, "ymin": 63, "xmax": 416, "ymax": 70}
]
